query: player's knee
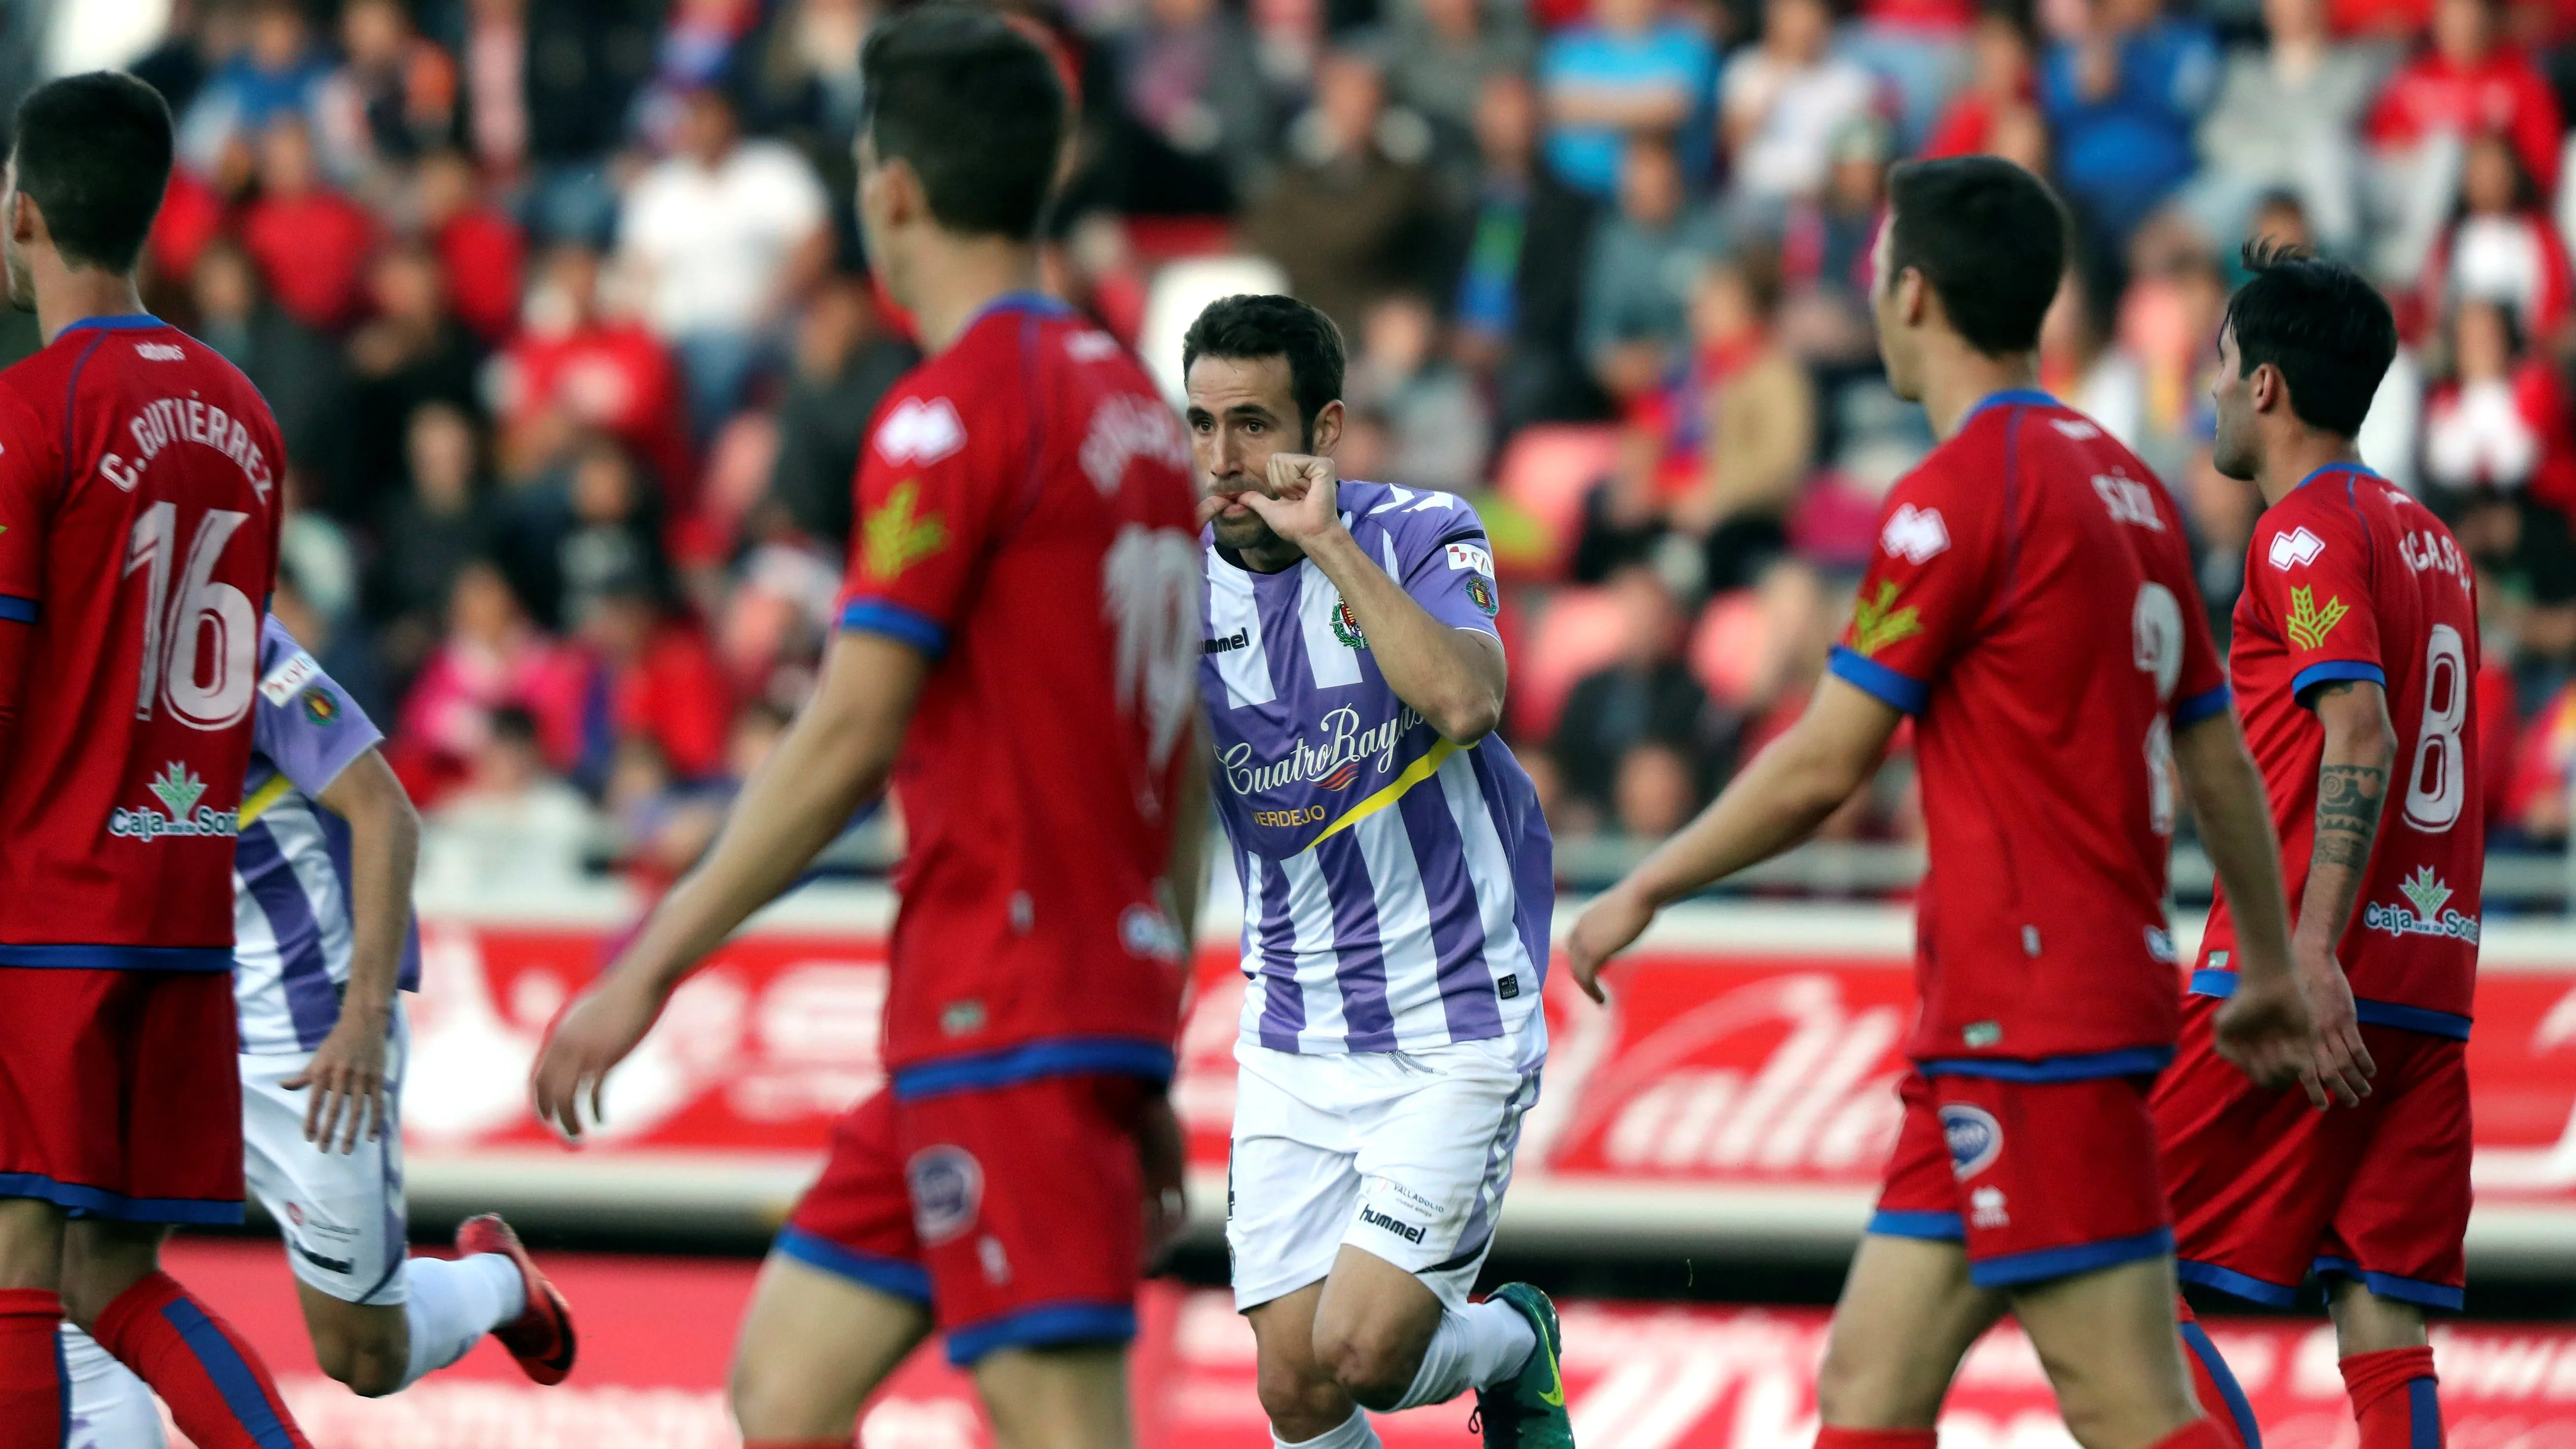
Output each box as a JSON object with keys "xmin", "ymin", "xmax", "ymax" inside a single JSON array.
[
  {"xmin": 1313, "ymin": 1316, "xmax": 1420, "ymax": 1410},
  {"xmin": 312, "ymin": 1324, "xmax": 407, "ymax": 1398},
  {"xmin": 1816, "ymin": 1328, "xmax": 1939, "ymax": 1428},
  {"xmin": 1256, "ymin": 1352, "xmax": 1348, "ymax": 1435}
]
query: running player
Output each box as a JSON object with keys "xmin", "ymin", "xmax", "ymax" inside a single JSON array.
[
  {"xmin": 2155, "ymin": 245, "xmax": 2478, "ymax": 1449},
  {"xmin": 527, "ymin": 10, "xmax": 1206, "ymax": 1449},
  {"xmin": 1183, "ymin": 295, "xmax": 1568, "ymax": 1449},
  {"xmin": 0, "ymin": 72, "xmax": 312, "ymax": 1449},
  {"xmin": 58, "ymin": 614, "xmax": 577, "ymax": 1445},
  {"xmin": 1564, "ymin": 157, "xmax": 2320, "ymax": 1449}
]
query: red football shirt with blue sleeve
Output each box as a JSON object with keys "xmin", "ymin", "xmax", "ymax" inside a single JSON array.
[{"xmin": 1828, "ymin": 390, "xmax": 2226, "ymax": 1070}]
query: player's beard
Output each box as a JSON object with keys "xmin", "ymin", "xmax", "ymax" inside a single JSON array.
[
  {"xmin": 2210, "ymin": 412, "xmax": 2257, "ymax": 483},
  {"xmin": 1210, "ymin": 506, "xmax": 1288, "ymax": 557}
]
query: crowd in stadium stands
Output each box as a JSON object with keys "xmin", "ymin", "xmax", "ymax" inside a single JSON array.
[{"xmin": 37, "ymin": 0, "xmax": 2576, "ymax": 884}]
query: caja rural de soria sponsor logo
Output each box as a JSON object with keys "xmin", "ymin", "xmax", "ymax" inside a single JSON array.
[
  {"xmin": 2363, "ymin": 866, "xmax": 2480, "ymax": 943},
  {"xmin": 109, "ymin": 761, "xmax": 240, "ymax": 841}
]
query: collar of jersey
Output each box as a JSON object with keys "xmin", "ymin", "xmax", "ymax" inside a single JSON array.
[
  {"xmin": 1960, "ymin": 387, "xmax": 2059, "ymax": 426},
  {"xmin": 2292, "ymin": 460, "xmax": 2380, "ymax": 494},
  {"xmin": 964, "ymin": 290, "xmax": 1076, "ymax": 330},
  {"xmin": 58, "ymin": 313, "xmax": 166, "ymax": 334}
]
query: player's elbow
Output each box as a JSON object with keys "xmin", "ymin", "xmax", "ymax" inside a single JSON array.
[{"xmin": 1429, "ymin": 690, "xmax": 1504, "ymax": 745}]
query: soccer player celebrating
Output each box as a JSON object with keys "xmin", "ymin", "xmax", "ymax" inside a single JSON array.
[
  {"xmin": 1184, "ymin": 294, "xmax": 1568, "ymax": 1449},
  {"xmin": 1564, "ymin": 157, "xmax": 2322, "ymax": 1449},
  {"xmin": 2155, "ymin": 246, "xmax": 2480, "ymax": 1449},
  {"xmin": 59, "ymin": 615, "xmax": 576, "ymax": 1445},
  {"xmin": 0, "ymin": 73, "xmax": 315, "ymax": 1449},
  {"xmin": 529, "ymin": 9, "xmax": 1206, "ymax": 1449}
]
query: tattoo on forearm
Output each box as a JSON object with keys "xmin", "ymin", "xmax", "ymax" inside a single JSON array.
[{"xmin": 2314, "ymin": 764, "xmax": 2386, "ymax": 869}]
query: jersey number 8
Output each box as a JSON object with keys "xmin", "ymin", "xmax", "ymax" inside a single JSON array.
[
  {"xmin": 2135, "ymin": 582, "xmax": 2184, "ymax": 837},
  {"xmin": 123, "ymin": 502, "xmax": 257, "ymax": 730},
  {"xmin": 2403, "ymin": 623, "xmax": 2467, "ymax": 833}
]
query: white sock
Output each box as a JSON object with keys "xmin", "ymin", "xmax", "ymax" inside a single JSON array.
[
  {"xmin": 1389, "ymin": 1299, "xmax": 1539, "ymax": 1410},
  {"xmin": 1277, "ymin": 1405, "xmax": 1383, "ymax": 1449},
  {"xmin": 399, "ymin": 1252, "xmax": 529, "ymax": 1389},
  {"xmin": 57, "ymin": 1324, "xmax": 167, "ymax": 1449}
]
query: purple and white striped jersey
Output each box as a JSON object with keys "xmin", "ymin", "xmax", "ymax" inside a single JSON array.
[
  {"xmin": 233, "ymin": 617, "xmax": 418, "ymax": 1053},
  {"xmin": 1201, "ymin": 481, "xmax": 1553, "ymax": 1057}
]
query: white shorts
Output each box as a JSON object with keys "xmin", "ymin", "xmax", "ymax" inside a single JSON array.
[
  {"xmin": 1226, "ymin": 1035, "xmax": 1540, "ymax": 1314},
  {"xmin": 241, "ymin": 1003, "xmax": 410, "ymax": 1306}
]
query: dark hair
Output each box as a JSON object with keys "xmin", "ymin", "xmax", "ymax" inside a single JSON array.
[
  {"xmin": 1884, "ymin": 156, "xmax": 2067, "ymax": 356},
  {"xmin": 2225, "ymin": 241, "xmax": 2397, "ymax": 438},
  {"xmin": 8, "ymin": 72, "xmax": 173, "ymax": 274},
  {"xmin": 1181, "ymin": 294, "xmax": 1347, "ymax": 441},
  {"xmin": 860, "ymin": 5, "xmax": 1065, "ymax": 240},
  {"xmin": 487, "ymin": 705, "xmax": 542, "ymax": 747}
]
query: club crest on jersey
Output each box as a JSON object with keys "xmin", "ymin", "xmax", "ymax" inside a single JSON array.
[
  {"xmin": 864, "ymin": 479, "xmax": 948, "ymax": 581},
  {"xmin": 1850, "ymin": 580, "xmax": 1922, "ymax": 658},
  {"xmin": 2268, "ymin": 527, "xmax": 2325, "ymax": 570},
  {"xmin": 2285, "ymin": 585, "xmax": 2349, "ymax": 651},
  {"xmin": 299, "ymin": 687, "xmax": 339, "ymax": 725},
  {"xmin": 1330, "ymin": 596, "xmax": 1368, "ymax": 649},
  {"xmin": 109, "ymin": 762, "xmax": 240, "ymax": 841},
  {"xmin": 1465, "ymin": 574, "xmax": 1499, "ymax": 617},
  {"xmin": 1938, "ymin": 1104, "xmax": 2002, "ymax": 1179},
  {"xmin": 905, "ymin": 1146, "xmax": 985, "ymax": 1246},
  {"xmin": 2362, "ymin": 867, "xmax": 2481, "ymax": 943},
  {"xmin": 874, "ymin": 396, "xmax": 966, "ymax": 466},
  {"xmin": 1881, "ymin": 503, "xmax": 1950, "ymax": 564}
]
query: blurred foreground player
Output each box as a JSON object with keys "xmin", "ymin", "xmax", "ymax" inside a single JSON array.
[
  {"xmin": 0, "ymin": 73, "xmax": 310, "ymax": 1449},
  {"xmin": 2157, "ymin": 246, "xmax": 2481, "ymax": 1449},
  {"xmin": 1182, "ymin": 296, "xmax": 1567, "ymax": 1449},
  {"xmin": 61, "ymin": 615, "xmax": 576, "ymax": 1446},
  {"xmin": 1564, "ymin": 157, "xmax": 2320, "ymax": 1449},
  {"xmin": 529, "ymin": 9, "xmax": 1207, "ymax": 1449}
]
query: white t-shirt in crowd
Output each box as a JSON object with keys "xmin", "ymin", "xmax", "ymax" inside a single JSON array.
[
  {"xmin": 1720, "ymin": 50, "xmax": 1877, "ymax": 202},
  {"xmin": 618, "ymin": 139, "xmax": 831, "ymax": 338}
]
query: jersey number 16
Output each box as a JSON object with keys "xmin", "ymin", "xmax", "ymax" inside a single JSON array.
[{"xmin": 123, "ymin": 501, "xmax": 257, "ymax": 730}]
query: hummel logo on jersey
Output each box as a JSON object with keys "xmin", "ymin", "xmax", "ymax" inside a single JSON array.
[
  {"xmin": 864, "ymin": 480, "xmax": 948, "ymax": 581},
  {"xmin": 1850, "ymin": 581, "xmax": 1923, "ymax": 658},
  {"xmin": 1359, "ymin": 1205, "xmax": 1427, "ymax": 1244},
  {"xmin": 1204, "ymin": 627, "xmax": 1251, "ymax": 654},
  {"xmin": 110, "ymin": 762, "xmax": 240, "ymax": 841},
  {"xmin": 2285, "ymin": 585, "xmax": 2349, "ymax": 651},
  {"xmin": 2363, "ymin": 866, "xmax": 2480, "ymax": 943},
  {"xmin": 2268, "ymin": 527, "xmax": 2325, "ymax": 570},
  {"xmin": 874, "ymin": 397, "xmax": 966, "ymax": 466},
  {"xmin": 1881, "ymin": 503, "xmax": 1950, "ymax": 564}
]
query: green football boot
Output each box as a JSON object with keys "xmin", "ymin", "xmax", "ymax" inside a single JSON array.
[{"xmin": 1470, "ymin": 1283, "xmax": 1575, "ymax": 1449}]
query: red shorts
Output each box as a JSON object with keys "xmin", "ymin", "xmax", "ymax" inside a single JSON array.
[
  {"xmin": 1872, "ymin": 1068, "xmax": 2173, "ymax": 1287},
  {"xmin": 2154, "ymin": 993, "xmax": 2470, "ymax": 1310},
  {"xmin": 0, "ymin": 968, "xmax": 244, "ymax": 1222},
  {"xmin": 781, "ymin": 1071, "xmax": 1154, "ymax": 1366}
]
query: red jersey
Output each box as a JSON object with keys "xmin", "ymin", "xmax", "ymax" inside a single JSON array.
[
  {"xmin": 0, "ymin": 315, "xmax": 286, "ymax": 967},
  {"xmin": 2197, "ymin": 466, "xmax": 2481, "ymax": 1036},
  {"xmin": 1830, "ymin": 390, "xmax": 2226, "ymax": 1069},
  {"xmin": 835, "ymin": 293, "xmax": 1201, "ymax": 1087}
]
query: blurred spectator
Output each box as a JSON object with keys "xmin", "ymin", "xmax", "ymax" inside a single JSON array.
[
  {"xmin": 416, "ymin": 147, "xmax": 526, "ymax": 345},
  {"xmin": 372, "ymin": 403, "xmax": 496, "ymax": 679},
  {"xmin": 1539, "ymin": 0, "xmax": 1721, "ymax": 198},
  {"xmin": 1242, "ymin": 50, "xmax": 1446, "ymax": 334},
  {"xmin": 770, "ymin": 280, "xmax": 922, "ymax": 549},
  {"xmin": 420, "ymin": 706, "xmax": 597, "ymax": 898},
  {"xmin": 190, "ymin": 237, "xmax": 351, "ymax": 495},
  {"xmin": 1444, "ymin": 70, "xmax": 1605, "ymax": 428},
  {"xmin": 1844, "ymin": 0, "xmax": 1979, "ymax": 151},
  {"xmin": 634, "ymin": 0, "xmax": 767, "ymax": 151},
  {"xmin": 497, "ymin": 437, "xmax": 674, "ymax": 634},
  {"xmin": 1578, "ymin": 133, "xmax": 1727, "ymax": 402},
  {"xmin": 2367, "ymin": 0, "xmax": 2562, "ymax": 195},
  {"xmin": 318, "ymin": 0, "xmax": 461, "ymax": 188},
  {"xmin": 1346, "ymin": 292, "xmax": 1493, "ymax": 493},
  {"xmin": 565, "ymin": 580, "xmax": 736, "ymax": 793},
  {"xmin": 345, "ymin": 245, "xmax": 484, "ymax": 517},
  {"xmin": 457, "ymin": 0, "xmax": 659, "ymax": 244},
  {"xmin": 1377, "ymin": 0, "xmax": 1539, "ymax": 153},
  {"xmin": 1773, "ymin": 115, "xmax": 1890, "ymax": 361},
  {"xmin": 1923, "ymin": 4, "xmax": 2040, "ymax": 159},
  {"xmin": 129, "ymin": 0, "xmax": 240, "ymax": 125},
  {"xmin": 1718, "ymin": 0, "xmax": 1881, "ymax": 222},
  {"xmin": 2042, "ymin": 0, "xmax": 2221, "ymax": 249},
  {"xmin": 1097, "ymin": 0, "xmax": 1275, "ymax": 216},
  {"xmin": 2421, "ymin": 131, "xmax": 2572, "ymax": 340},
  {"xmin": 606, "ymin": 702, "xmax": 789, "ymax": 886},
  {"xmin": 2117, "ymin": 227, "xmax": 2231, "ymax": 479},
  {"xmin": 238, "ymin": 116, "xmax": 380, "ymax": 333},
  {"xmin": 178, "ymin": 0, "xmax": 332, "ymax": 178},
  {"xmin": 1672, "ymin": 252, "xmax": 1817, "ymax": 588},
  {"xmin": 2422, "ymin": 298, "xmax": 2576, "ymax": 510},
  {"xmin": 751, "ymin": 0, "xmax": 872, "ymax": 147},
  {"xmin": 1613, "ymin": 741, "xmax": 1703, "ymax": 836},
  {"xmin": 2040, "ymin": 260, "xmax": 2150, "ymax": 447},
  {"xmin": 396, "ymin": 560, "xmax": 580, "ymax": 793},
  {"xmin": 2186, "ymin": 0, "xmax": 2373, "ymax": 253},
  {"xmin": 489, "ymin": 243, "xmax": 694, "ymax": 500},
  {"xmin": 617, "ymin": 87, "xmax": 833, "ymax": 439},
  {"xmin": 1549, "ymin": 566, "xmax": 1729, "ymax": 833}
]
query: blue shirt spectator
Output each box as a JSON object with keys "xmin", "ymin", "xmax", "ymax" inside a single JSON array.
[
  {"xmin": 1541, "ymin": 0, "xmax": 1719, "ymax": 197},
  {"xmin": 2041, "ymin": 0, "xmax": 2218, "ymax": 243},
  {"xmin": 178, "ymin": 0, "xmax": 335, "ymax": 177}
]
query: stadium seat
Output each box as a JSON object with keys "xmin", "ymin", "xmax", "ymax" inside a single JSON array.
[
  {"xmin": 1493, "ymin": 424, "xmax": 1621, "ymax": 577},
  {"xmin": 1688, "ymin": 589, "xmax": 1771, "ymax": 708},
  {"xmin": 1511, "ymin": 586, "xmax": 1630, "ymax": 740}
]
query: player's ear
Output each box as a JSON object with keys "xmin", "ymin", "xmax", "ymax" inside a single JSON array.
[
  {"xmin": 1896, "ymin": 266, "xmax": 1927, "ymax": 329},
  {"xmin": 871, "ymin": 155, "xmax": 927, "ymax": 231},
  {"xmin": 1309, "ymin": 398, "xmax": 1345, "ymax": 457},
  {"xmin": 2250, "ymin": 361, "xmax": 2285, "ymax": 416},
  {"xmin": 6, "ymin": 188, "xmax": 35, "ymax": 249}
]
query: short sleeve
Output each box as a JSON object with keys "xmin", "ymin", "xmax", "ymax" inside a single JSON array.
[
  {"xmin": 0, "ymin": 394, "xmax": 55, "ymax": 621},
  {"xmin": 2245, "ymin": 503, "xmax": 2385, "ymax": 708},
  {"xmin": 1386, "ymin": 494, "xmax": 1504, "ymax": 639},
  {"xmin": 251, "ymin": 621, "xmax": 384, "ymax": 798},
  {"xmin": 1827, "ymin": 464, "xmax": 1996, "ymax": 715},
  {"xmin": 836, "ymin": 389, "xmax": 1007, "ymax": 658}
]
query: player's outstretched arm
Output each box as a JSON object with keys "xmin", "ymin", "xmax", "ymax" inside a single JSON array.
[
  {"xmin": 1564, "ymin": 676, "xmax": 1900, "ymax": 1003},
  {"xmin": 2172, "ymin": 710, "xmax": 2328, "ymax": 1105},
  {"xmin": 289, "ymin": 749, "xmax": 420, "ymax": 1153},
  {"xmin": 2287, "ymin": 679, "xmax": 2396, "ymax": 1105},
  {"xmin": 530, "ymin": 631, "xmax": 929, "ymax": 1139}
]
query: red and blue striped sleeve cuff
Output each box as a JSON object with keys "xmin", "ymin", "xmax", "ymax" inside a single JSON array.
[
  {"xmin": 0, "ymin": 594, "xmax": 35, "ymax": 623},
  {"xmin": 838, "ymin": 598, "xmax": 947, "ymax": 657},
  {"xmin": 2173, "ymin": 684, "xmax": 2231, "ymax": 727},
  {"xmin": 1828, "ymin": 645, "xmax": 1930, "ymax": 715},
  {"xmin": 2290, "ymin": 660, "xmax": 2384, "ymax": 704}
]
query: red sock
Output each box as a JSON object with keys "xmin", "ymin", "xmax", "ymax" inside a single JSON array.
[
  {"xmin": 1816, "ymin": 1428, "xmax": 1939, "ymax": 1449},
  {"xmin": 0, "ymin": 1288, "xmax": 64, "ymax": 1449},
  {"xmin": 90, "ymin": 1270, "xmax": 312, "ymax": 1449},
  {"xmin": 2343, "ymin": 1347, "xmax": 2441, "ymax": 1449},
  {"xmin": 2146, "ymin": 1414, "xmax": 2236, "ymax": 1449},
  {"xmin": 2175, "ymin": 1296, "xmax": 2259, "ymax": 1449}
]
